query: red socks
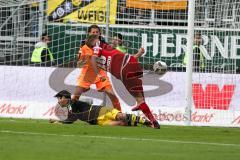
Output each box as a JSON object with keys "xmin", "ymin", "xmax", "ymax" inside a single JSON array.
[{"xmin": 137, "ymin": 102, "xmax": 156, "ymax": 122}]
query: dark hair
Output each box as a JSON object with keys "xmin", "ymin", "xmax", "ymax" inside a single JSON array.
[
  {"xmin": 54, "ymin": 90, "xmax": 71, "ymax": 99},
  {"xmin": 88, "ymin": 25, "xmax": 101, "ymax": 34},
  {"xmin": 114, "ymin": 33, "xmax": 123, "ymax": 40},
  {"xmin": 85, "ymin": 35, "xmax": 99, "ymax": 48},
  {"xmin": 41, "ymin": 33, "xmax": 51, "ymax": 41}
]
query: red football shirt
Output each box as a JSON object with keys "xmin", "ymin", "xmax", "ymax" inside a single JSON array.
[
  {"xmin": 93, "ymin": 42, "xmax": 125, "ymax": 76},
  {"xmin": 93, "ymin": 42, "xmax": 144, "ymax": 94}
]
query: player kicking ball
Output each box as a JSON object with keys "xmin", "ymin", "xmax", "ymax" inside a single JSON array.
[
  {"xmin": 85, "ymin": 35, "xmax": 160, "ymax": 129},
  {"xmin": 50, "ymin": 90, "xmax": 152, "ymax": 127}
]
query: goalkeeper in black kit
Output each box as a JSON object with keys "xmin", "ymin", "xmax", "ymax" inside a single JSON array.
[{"xmin": 50, "ymin": 90, "xmax": 152, "ymax": 127}]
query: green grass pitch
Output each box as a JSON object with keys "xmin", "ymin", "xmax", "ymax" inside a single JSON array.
[{"xmin": 0, "ymin": 118, "xmax": 240, "ymax": 160}]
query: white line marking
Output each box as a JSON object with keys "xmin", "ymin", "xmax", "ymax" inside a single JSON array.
[{"xmin": 1, "ymin": 130, "xmax": 240, "ymax": 147}]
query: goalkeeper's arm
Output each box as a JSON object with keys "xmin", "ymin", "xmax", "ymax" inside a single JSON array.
[
  {"xmin": 76, "ymin": 47, "xmax": 87, "ymax": 68},
  {"xmin": 49, "ymin": 119, "xmax": 74, "ymax": 124},
  {"xmin": 77, "ymin": 59, "xmax": 87, "ymax": 68},
  {"xmin": 49, "ymin": 112, "xmax": 77, "ymax": 124}
]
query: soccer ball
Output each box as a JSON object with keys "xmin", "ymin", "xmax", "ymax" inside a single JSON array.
[{"xmin": 153, "ymin": 61, "xmax": 167, "ymax": 75}]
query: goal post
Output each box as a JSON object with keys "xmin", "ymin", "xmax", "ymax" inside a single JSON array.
[
  {"xmin": 0, "ymin": 0, "xmax": 240, "ymax": 127},
  {"xmin": 185, "ymin": 0, "xmax": 195, "ymax": 126}
]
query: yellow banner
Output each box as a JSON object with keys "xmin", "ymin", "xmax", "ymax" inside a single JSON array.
[
  {"xmin": 47, "ymin": 0, "xmax": 117, "ymax": 24},
  {"xmin": 126, "ymin": 0, "xmax": 187, "ymax": 10}
]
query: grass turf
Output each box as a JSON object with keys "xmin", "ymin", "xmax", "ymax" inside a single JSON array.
[{"xmin": 0, "ymin": 118, "xmax": 240, "ymax": 160}]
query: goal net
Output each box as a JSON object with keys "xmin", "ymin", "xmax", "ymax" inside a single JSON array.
[{"xmin": 0, "ymin": 0, "xmax": 240, "ymax": 127}]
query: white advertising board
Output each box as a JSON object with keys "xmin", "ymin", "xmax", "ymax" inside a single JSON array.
[{"xmin": 0, "ymin": 65, "xmax": 240, "ymax": 127}]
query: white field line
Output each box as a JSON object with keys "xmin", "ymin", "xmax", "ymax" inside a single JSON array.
[{"xmin": 1, "ymin": 130, "xmax": 240, "ymax": 148}]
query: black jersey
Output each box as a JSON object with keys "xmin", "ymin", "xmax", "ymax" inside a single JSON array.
[{"xmin": 62, "ymin": 100, "xmax": 102, "ymax": 125}]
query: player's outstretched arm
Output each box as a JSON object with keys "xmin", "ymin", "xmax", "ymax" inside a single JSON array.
[
  {"xmin": 133, "ymin": 47, "xmax": 145, "ymax": 59},
  {"xmin": 77, "ymin": 60, "xmax": 87, "ymax": 68},
  {"xmin": 76, "ymin": 47, "xmax": 88, "ymax": 68},
  {"xmin": 49, "ymin": 119, "xmax": 74, "ymax": 124}
]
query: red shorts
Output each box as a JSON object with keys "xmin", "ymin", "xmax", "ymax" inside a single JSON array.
[{"xmin": 111, "ymin": 55, "xmax": 143, "ymax": 96}]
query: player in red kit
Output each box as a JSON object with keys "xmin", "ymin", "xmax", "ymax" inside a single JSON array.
[{"xmin": 85, "ymin": 35, "xmax": 160, "ymax": 129}]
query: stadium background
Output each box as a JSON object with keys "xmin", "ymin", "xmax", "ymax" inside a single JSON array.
[
  {"xmin": 0, "ymin": 1, "xmax": 240, "ymax": 159},
  {"xmin": 0, "ymin": 0, "xmax": 240, "ymax": 127}
]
